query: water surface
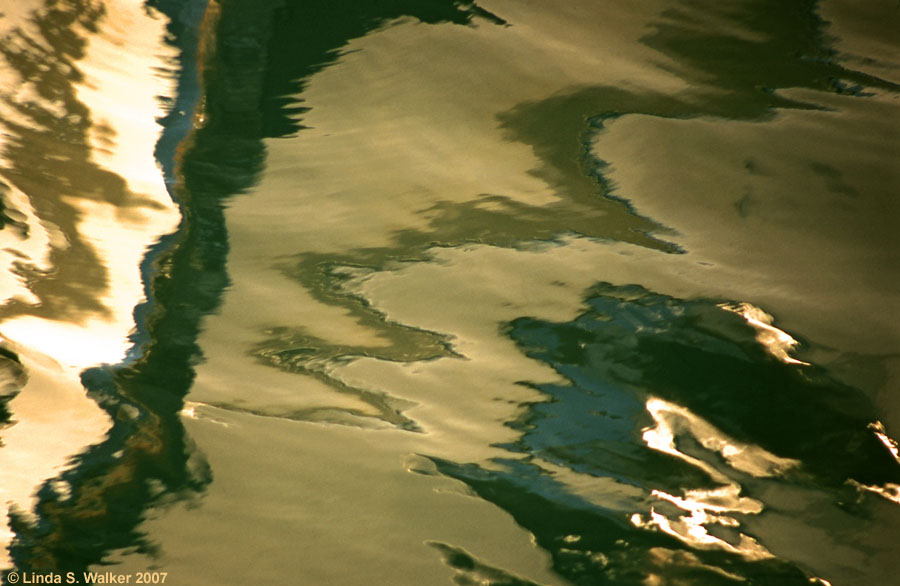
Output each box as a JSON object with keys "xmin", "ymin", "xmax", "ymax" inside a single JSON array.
[{"xmin": 1, "ymin": 0, "xmax": 898, "ymax": 584}]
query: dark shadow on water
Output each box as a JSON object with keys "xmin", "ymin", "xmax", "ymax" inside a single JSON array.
[
  {"xmin": 428, "ymin": 282, "xmax": 899, "ymax": 585},
  {"xmin": 0, "ymin": 348, "xmax": 25, "ymax": 435},
  {"xmin": 430, "ymin": 457, "xmax": 810, "ymax": 586},
  {"xmin": 641, "ymin": 0, "xmax": 896, "ymax": 101},
  {"xmin": 429, "ymin": 541, "xmax": 547, "ymax": 586},
  {"xmin": 508, "ymin": 283, "xmax": 900, "ymax": 489},
  {"xmin": 260, "ymin": 0, "xmax": 506, "ymax": 137}
]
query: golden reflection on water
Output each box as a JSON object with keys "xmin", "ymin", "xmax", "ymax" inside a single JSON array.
[
  {"xmin": 0, "ymin": 0, "xmax": 181, "ymax": 567},
  {"xmin": 633, "ymin": 397, "xmax": 797, "ymax": 560},
  {"xmin": 632, "ymin": 487, "xmax": 773, "ymax": 561},
  {"xmin": 641, "ymin": 398, "xmax": 799, "ymax": 481},
  {"xmin": 853, "ymin": 422, "xmax": 900, "ymax": 505},
  {"xmin": 720, "ymin": 302, "xmax": 809, "ymax": 366},
  {"xmin": 869, "ymin": 421, "xmax": 900, "ymax": 464}
]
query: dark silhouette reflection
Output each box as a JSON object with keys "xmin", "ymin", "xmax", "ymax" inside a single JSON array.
[
  {"xmin": 431, "ymin": 458, "xmax": 811, "ymax": 586},
  {"xmin": 0, "ymin": 348, "xmax": 25, "ymax": 433},
  {"xmin": 427, "ymin": 283, "xmax": 897, "ymax": 585},
  {"xmin": 509, "ymin": 283, "xmax": 899, "ymax": 489},
  {"xmin": 217, "ymin": 0, "xmax": 507, "ymax": 140},
  {"xmin": 1, "ymin": 0, "xmax": 514, "ymax": 574},
  {"xmin": 429, "ymin": 541, "xmax": 546, "ymax": 586},
  {"xmin": 641, "ymin": 0, "xmax": 895, "ymax": 105}
]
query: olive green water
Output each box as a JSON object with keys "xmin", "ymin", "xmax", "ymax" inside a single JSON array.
[{"xmin": 0, "ymin": 0, "xmax": 898, "ymax": 584}]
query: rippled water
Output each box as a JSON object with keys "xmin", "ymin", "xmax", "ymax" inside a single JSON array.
[{"xmin": 1, "ymin": 0, "xmax": 898, "ymax": 584}]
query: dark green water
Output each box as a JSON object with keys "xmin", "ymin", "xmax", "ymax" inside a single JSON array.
[{"xmin": 0, "ymin": 0, "xmax": 898, "ymax": 584}]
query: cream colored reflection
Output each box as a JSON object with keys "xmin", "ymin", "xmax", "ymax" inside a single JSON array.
[
  {"xmin": 0, "ymin": 181, "xmax": 57, "ymax": 306},
  {"xmin": 631, "ymin": 499, "xmax": 771, "ymax": 561},
  {"xmin": 632, "ymin": 397, "xmax": 798, "ymax": 559},
  {"xmin": 3, "ymin": 196, "xmax": 178, "ymax": 367},
  {"xmin": 642, "ymin": 398, "xmax": 799, "ymax": 480},
  {"xmin": 75, "ymin": 4, "xmax": 180, "ymax": 205},
  {"xmin": 851, "ymin": 481, "xmax": 900, "ymax": 506},
  {"xmin": 869, "ymin": 421, "xmax": 900, "ymax": 464},
  {"xmin": 644, "ymin": 548, "xmax": 745, "ymax": 584},
  {"xmin": 0, "ymin": 8, "xmax": 43, "ymax": 148},
  {"xmin": 0, "ymin": 0, "xmax": 180, "ymax": 567},
  {"xmin": 720, "ymin": 302, "xmax": 809, "ymax": 366},
  {"xmin": 850, "ymin": 422, "xmax": 900, "ymax": 505}
]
